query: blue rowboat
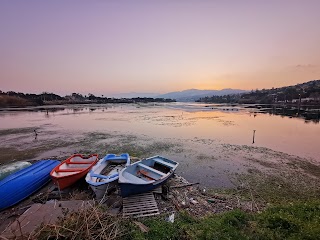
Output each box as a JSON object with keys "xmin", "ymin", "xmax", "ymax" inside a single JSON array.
[
  {"xmin": 118, "ymin": 155, "xmax": 179, "ymax": 197},
  {"xmin": 0, "ymin": 160, "xmax": 60, "ymax": 211},
  {"xmin": 86, "ymin": 153, "xmax": 130, "ymax": 199}
]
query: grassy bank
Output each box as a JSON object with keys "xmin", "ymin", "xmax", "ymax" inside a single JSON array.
[
  {"xmin": 0, "ymin": 95, "xmax": 36, "ymax": 107},
  {"xmin": 128, "ymin": 201, "xmax": 320, "ymax": 240},
  {"xmin": 34, "ymin": 200, "xmax": 320, "ymax": 240}
]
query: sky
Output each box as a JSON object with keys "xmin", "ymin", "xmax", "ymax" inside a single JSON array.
[{"xmin": 1, "ymin": 0, "xmax": 320, "ymax": 95}]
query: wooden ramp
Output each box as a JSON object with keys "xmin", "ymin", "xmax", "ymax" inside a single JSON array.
[
  {"xmin": 123, "ymin": 192, "xmax": 159, "ymax": 218},
  {"xmin": 1, "ymin": 200, "xmax": 93, "ymax": 238}
]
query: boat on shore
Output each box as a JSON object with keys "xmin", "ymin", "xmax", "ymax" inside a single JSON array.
[
  {"xmin": 0, "ymin": 161, "xmax": 32, "ymax": 181},
  {"xmin": 118, "ymin": 155, "xmax": 178, "ymax": 197},
  {"xmin": 86, "ymin": 153, "xmax": 130, "ymax": 199},
  {"xmin": 50, "ymin": 154, "xmax": 98, "ymax": 190},
  {"xmin": 0, "ymin": 160, "xmax": 60, "ymax": 211}
]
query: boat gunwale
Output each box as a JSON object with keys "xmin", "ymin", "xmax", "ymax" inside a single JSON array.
[
  {"xmin": 86, "ymin": 153, "xmax": 130, "ymax": 187},
  {"xmin": 0, "ymin": 160, "xmax": 59, "ymax": 187},
  {"xmin": 50, "ymin": 154, "xmax": 98, "ymax": 180},
  {"xmin": 118, "ymin": 155, "xmax": 178, "ymax": 185}
]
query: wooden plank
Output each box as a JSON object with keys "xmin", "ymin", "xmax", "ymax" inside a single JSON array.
[
  {"xmin": 123, "ymin": 194, "xmax": 155, "ymax": 200},
  {"xmin": 124, "ymin": 202, "xmax": 157, "ymax": 207},
  {"xmin": 134, "ymin": 212, "xmax": 160, "ymax": 218},
  {"xmin": 124, "ymin": 203, "xmax": 158, "ymax": 209},
  {"xmin": 170, "ymin": 182, "xmax": 199, "ymax": 189},
  {"xmin": 152, "ymin": 186, "xmax": 162, "ymax": 194},
  {"xmin": 123, "ymin": 198, "xmax": 155, "ymax": 204},
  {"xmin": 124, "ymin": 198, "xmax": 155, "ymax": 202},
  {"xmin": 123, "ymin": 196, "xmax": 155, "ymax": 202},
  {"xmin": 137, "ymin": 163, "xmax": 166, "ymax": 176},
  {"xmin": 124, "ymin": 205, "xmax": 158, "ymax": 211},
  {"xmin": 154, "ymin": 158, "xmax": 176, "ymax": 168},
  {"xmin": 123, "ymin": 209, "xmax": 159, "ymax": 216},
  {"xmin": 124, "ymin": 206, "xmax": 158, "ymax": 212},
  {"xmin": 128, "ymin": 211, "xmax": 160, "ymax": 217},
  {"xmin": 124, "ymin": 207, "xmax": 158, "ymax": 212},
  {"xmin": 122, "ymin": 192, "xmax": 159, "ymax": 218},
  {"xmin": 124, "ymin": 210, "xmax": 159, "ymax": 215}
]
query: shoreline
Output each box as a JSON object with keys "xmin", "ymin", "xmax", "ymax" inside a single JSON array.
[{"xmin": 0, "ymin": 106, "xmax": 319, "ymax": 238}]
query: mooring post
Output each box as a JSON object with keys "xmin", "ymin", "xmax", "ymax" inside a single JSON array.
[{"xmin": 252, "ymin": 130, "xmax": 256, "ymax": 144}]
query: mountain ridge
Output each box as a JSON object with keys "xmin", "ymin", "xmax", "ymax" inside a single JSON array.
[{"xmin": 156, "ymin": 88, "xmax": 247, "ymax": 102}]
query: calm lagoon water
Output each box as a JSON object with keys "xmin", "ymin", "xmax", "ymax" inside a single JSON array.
[
  {"xmin": 1, "ymin": 102, "xmax": 319, "ymax": 159},
  {"xmin": 0, "ymin": 102, "xmax": 319, "ymax": 187}
]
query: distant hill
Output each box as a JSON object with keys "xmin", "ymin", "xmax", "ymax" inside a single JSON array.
[
  {"xmin": 107, "ymin": 92, "xmax": 159, "ymax": 98},
  {"xmin": 156, "ymin": 89, "xmax": 247, "ymax": 102},
  {"xmin": 197, "ymin": 79, "xmax": 320, "ymax": 104}
]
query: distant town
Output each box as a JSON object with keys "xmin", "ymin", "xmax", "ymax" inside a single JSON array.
[{"xmin": 197, "ymin": 80, "xmax": 320, "ymax": 105}]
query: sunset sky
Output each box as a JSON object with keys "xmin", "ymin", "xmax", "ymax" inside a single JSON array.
[{"xmin": 1, "ymin": 0, "xmax": 320, "ymax": 95}]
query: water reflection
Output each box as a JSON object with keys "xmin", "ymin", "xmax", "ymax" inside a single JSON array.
[
  {"xmin": 251, "ymin": 105, "xmax": 320, "ymax": 124},
  {"xmin": 1, "ymin": 103, "xmax": 320, "ymax": 124},
  {"xmin": 0, "ymin": 103, "xmax": 319, "ymax": 160}
]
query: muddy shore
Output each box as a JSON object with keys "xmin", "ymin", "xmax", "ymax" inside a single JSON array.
[{"xmin": 1, "ymin": 126, "xmax": 320, "ymax": 233}]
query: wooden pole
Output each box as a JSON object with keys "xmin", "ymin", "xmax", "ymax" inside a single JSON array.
[
  {"xmin": 252, "ymin": 130, "xmax": 256, "ymax": 144},
  {"xmin": 170, "ymin": 182, "xmax": 199, "ymax": 189}
]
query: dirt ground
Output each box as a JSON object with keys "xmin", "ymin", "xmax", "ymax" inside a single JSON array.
[{"xmin": 1, "ymin": 125, "xmax": 320, "ymax": 235}]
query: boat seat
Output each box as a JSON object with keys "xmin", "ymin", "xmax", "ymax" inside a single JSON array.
[
  {"xmin": 154, "ymin": 158, "xmax": 176, "ymax": 169},
  {"xmin": 68, "ymin": 161, "xmax": 94, "ymax": 164},
  {"xmin": 137, "ymin": 163, "xmax": 166, "ymax": 176},
  {"xmin": 55, "ymin": 168, "xmax": 83, "ymax": 172},
  {"xmin": 122, "ymin": 172, "xmax": 148, "ymax": 183}
]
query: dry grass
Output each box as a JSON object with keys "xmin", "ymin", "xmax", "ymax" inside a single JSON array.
[
  {"xmin": 0, "ymin": 95, "xmax": 29, "ymax": 107},
  {"xmin": 33, "ymin": 204, "xmax": 125, "ymax": 240}
]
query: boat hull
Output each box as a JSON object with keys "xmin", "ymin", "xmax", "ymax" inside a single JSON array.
[
  {"xmin": 51, "ymin": 154, "xmax": 98, "ymax": 190},
  {"xmin": 90, "ymin": 181, "xmax": 118, "ymax": 199},
  {"xmin": 0, "ymin": 161, "xmax": 32, "ymax": 181},
  {"xmin": 0, "ymin": 160, "xmax": 60, "ymax": 211},
  {"xmin": 119, "ymin": 174, "xmax": 173, "ymax": 197},
  {"xmin": 51, "ymin": 171, "xmax": 88, "ymax": 190},
  {"xmin": 86, "ymin": 153, "xmax": 130, "ymax": 199},
  {"xmin": 118, "ymin": 155, "xmax": 178, "ymax": 197}
]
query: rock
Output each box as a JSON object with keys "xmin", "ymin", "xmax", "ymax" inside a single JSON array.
[{"xmin": 189, "ymin": 198, "xmax": 198, "ymax": 204}]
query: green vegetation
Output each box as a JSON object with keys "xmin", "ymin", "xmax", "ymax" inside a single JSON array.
[
  {"xmin": 0, "ymin": 90, "xmax": 175, "ymax": 107},
  {"xmin": 35, "ymin": 201, "xmax": 320, "ymax": 240},
  {"xmin": 78, "ymin": 133, "xmax": 182, "ymax": 158},
  {"xmin": 0, "ymin": 141, "xmax": 73, "ymax": 163},
  {"xmin": 0, "ymin": 95, "xmax": 31, "ymax": 107},
  {"xmin": 234, "ymin": 172, "xmax": 320, "ymax": 205},
  {"xmin": 197, "ymin": 79, "xmax": 320, "ymax": 104},
  {"xmin": 0, "ymin": 127, "xmax": 41, "ymax": 136},
  {"xmin": 1, "ymin": 130, "xmax": 319, "ymax": 239},
  {"xmin": 126, "ymin": 201, "xmax": 320, "ymax": 240}
]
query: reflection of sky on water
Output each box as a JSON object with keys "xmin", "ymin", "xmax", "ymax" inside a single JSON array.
[{"xmin": 0, "ymin": 103, "xmax": 319, "ymax": 160}]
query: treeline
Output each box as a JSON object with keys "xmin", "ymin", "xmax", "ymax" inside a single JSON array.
[
  {"xmin": 196, "ymin": 94, "xmax": 242, "ymax": 104},
  {"xmin": 0, "ymin": 91, "xmax": 62, "ymax": 107},
  {"xmin": 0, "ymin": 91, "xmax": 175, "ymax": 107},
  {"xmin": 197, "ymin": 80, "xmax": 320, "ymax": 104}
]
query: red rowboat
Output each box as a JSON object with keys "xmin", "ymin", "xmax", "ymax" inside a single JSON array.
[{"xmin": 50, "ymin": 154, "xmax": 99, "ymax": 190}]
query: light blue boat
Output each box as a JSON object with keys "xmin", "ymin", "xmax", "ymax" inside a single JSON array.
[
  {"xmin": 118, "ymin": 155, "xmax": 178, "ymax": 197},
  {"xmin": 85, "ymin": 153, "xmax": 130, "ymax": 199},
  {"xmin": 0, "ymin": 160, "xmax": 60, "ymax": 211},
  {"xmin": 0, "ymin": 161, "xmax": 32, "ymax": 181}
]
